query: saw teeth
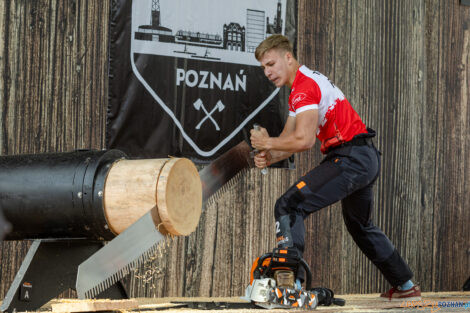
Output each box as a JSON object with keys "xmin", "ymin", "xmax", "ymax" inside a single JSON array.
[{"xmin": 85, "ymin": 244, "xmax": 162, "ymax": 298}]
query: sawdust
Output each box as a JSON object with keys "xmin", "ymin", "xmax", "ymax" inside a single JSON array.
[{"xmin": 132, "ymin": 235, "xmax": 175, "ymax": 289}]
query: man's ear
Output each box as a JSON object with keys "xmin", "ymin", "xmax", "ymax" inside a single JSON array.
[{"xmin": 285, "ymin": 51, "xmax": 294, "ymax": 65}]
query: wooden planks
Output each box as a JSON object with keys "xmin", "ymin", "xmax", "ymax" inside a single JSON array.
[
  {"xmin": 294, "ymin": 0, "xmax": 470, "ymax": 295},
  {"xmin": 0, "ymin": 0, "xmax": 469, "ymax": 300},
  {"xmin": 51, "ymin": 293, "xmax": 470, "ymax": 313},
  {"xmin": 51, "ymin": 299, "xmax": 138, "ymax": 313},
  {"xmin": 431, "ymin": 0, "xmax": 470, "ymax": 292}
]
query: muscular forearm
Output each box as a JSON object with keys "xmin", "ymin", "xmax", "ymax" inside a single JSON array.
[
  {"xmin": 251, "ymin": 111, "xmax": 318, "ymax": 154},
  {"xmin": 266, "ymin": 132, "xmax": 315, "ymax": 153},
  {"xmin": 267, "ymin": 150, "xmax": 293, "ymax": 165}
]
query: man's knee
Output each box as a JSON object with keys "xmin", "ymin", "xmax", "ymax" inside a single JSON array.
[
  {"xmin": 274, "ymin": 185, "xmax": 305, "ymax": 219},
  {"xmin": 342, "ymin": 212, "xmax": 357, "ymax": 233},
  {"xmin": 342, "ymin": 213, "xmax": 369, "ymax": 236},
  {"xmin": 274, "ymin": 197, "xmax": 289, "ymax": 218}
]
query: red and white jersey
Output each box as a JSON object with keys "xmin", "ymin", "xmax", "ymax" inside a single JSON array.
[{"xmin": 289, "ymin": 65, "xmax": 367, "ymax": 154}]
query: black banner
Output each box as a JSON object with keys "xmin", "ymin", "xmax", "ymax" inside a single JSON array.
[{"xmin": 107, "ymin": 0, "xmax": 297, "ymax": 162}]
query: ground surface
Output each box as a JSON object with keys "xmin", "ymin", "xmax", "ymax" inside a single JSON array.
[
  {"xmin": 3, "ymin": 291, "xmax": 469, "ymax": 313},
  {"xmin": 131, "ymin": 292, "xmax": 469, "ymax": 312}
]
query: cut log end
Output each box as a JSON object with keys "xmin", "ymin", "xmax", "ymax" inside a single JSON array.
[{"xmin": 157, "ymin": 158, "xmax": 202, "ymax": 236}]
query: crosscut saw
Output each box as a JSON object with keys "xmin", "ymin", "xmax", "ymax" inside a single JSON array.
[{"xmin": 76, "ymin": 141, "xmax": 252, "ymax": 298}]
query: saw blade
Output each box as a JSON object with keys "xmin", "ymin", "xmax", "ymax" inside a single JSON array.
[
  {"xmin": 76, "ymin": 141, "xmax": 253, "ymax": 299},
  {"xmin": 76, "ymin": 211, "xmax": 164, "ymax": 298},
  {"xmin": 198, "ymin": 141, "xmax": 253, "ymax": 201}
]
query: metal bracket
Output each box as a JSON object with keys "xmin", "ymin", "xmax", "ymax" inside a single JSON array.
[
  {"xmin": 464, "ymin": 276, "xmax": 470, "ymax": 291},
  {"xmin": 0, "ymin": 239, "xmax": 128, "ymax": 313},
  {"xmin": 0, "ymin": 208, "xmax": 11, "ymax": 241}
]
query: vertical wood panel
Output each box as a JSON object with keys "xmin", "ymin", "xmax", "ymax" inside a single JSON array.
[
  {"xmin": 433, "ymin": 0, "xmax": 470, "ymax": 291},
  {"xmin": 422, "ymin": 0, "xmax": 441, "ymax": 293}
]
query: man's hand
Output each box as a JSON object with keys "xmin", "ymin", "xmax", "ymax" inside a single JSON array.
[
  {"xmin": 250, "ymin": 126, "xmax": 270, "ymax": 150},
  {"xmin": 254, "ymin": 151, "xmax": 272, "ymax": 169}
]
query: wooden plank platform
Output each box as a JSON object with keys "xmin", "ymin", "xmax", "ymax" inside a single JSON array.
[
  {"xmin": 51, "ymin": 299, "xmax": 138, "ymax": 312},
  {"xmin": 37, "ymin": 291, "xmax": 470, "ymax": 313},
  {"xmin": 0, "ymin": 291, "xmax": 467, "ymax": 312}
]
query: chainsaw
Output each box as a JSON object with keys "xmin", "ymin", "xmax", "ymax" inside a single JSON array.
[{"xmin": 243, "ymin": 248, "xmax": 346, "ymax": 310}]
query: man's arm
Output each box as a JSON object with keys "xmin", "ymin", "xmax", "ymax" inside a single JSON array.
[
  {"xmin": 252, "ymin": 117, "xmax": 296, "ymax": 169},
  {"xmin": 263, "ymin": 116, "xmax": 296, "ymax": 164},
  {"xmin": 251, "ymin": 109, "xmax": 318, "ymax": 153}
]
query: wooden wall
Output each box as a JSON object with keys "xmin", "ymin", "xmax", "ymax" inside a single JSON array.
[
  {"xmin": 296, "ymin": 0, "xmax": 470, "ymax": 294},
  {"xmin": 0, "ymin": 0, "xmax": 469, "ymax": 299},
  {"xmin": 0, "ymin": 0, "xmax": 110, "ymax": 298}
]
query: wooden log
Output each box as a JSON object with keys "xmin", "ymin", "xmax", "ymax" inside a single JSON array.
[
  {"xmin": 103, "ymin": 158, "xmax": 202, "ymax": 236},
  {"xmin": 156, "ymin": 158, "xmax": 202, "ymax": 236}
]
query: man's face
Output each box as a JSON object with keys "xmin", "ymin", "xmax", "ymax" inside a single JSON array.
[{"xmin": 259, "ymin": 49, "xmax": 290, "ymax": 87}]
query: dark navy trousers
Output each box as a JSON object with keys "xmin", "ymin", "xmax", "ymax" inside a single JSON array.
[{"xmin": 274, "ymin": 139, "xmax": 413, "ymax": 287}]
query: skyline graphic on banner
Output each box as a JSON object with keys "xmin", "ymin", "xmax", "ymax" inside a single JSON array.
[
  {"xmin": 119, "ymin": 0, "xmax": 292, "ymax": 158},
  {"xmin": 132, "ymin": 0, "xmax": 286, "ymax": 66}
]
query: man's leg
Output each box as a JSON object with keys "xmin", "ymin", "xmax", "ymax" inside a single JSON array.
[
  {"xmin": 274, "ymin": 160, "xmax": 350, "ymax": 253},
  {"xmin": 273, "ymin": 145, "xmax": 380, "ymax": 283},
  {"xmin": 341, "ymin": 185, "xmax": 413, "ymax": 286},
  {"xmin": 274, "ymin": 145, "xmax": 379, "ymax": 253}
]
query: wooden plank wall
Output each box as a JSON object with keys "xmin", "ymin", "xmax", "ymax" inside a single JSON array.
[
  {"xmin": 0, "ymin": 0, "xmax": 469, "ymax": 300},
  {"xmin": 296, "ymin": 0, "xmax": 470, "ymax": 294},
  {"xmin": 0, "ymin": 0, "xmax": 110, "ymax": 298}
]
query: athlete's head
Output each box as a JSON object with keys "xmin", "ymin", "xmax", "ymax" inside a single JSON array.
[{"xmin": 255, "ymin": 34, "xmax": 299, "ymax": 88}]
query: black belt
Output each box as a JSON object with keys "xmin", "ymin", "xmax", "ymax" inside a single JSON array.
[
  {"xmin": 344, "ymin": 136, "xmax": 373, "ymax": 147},
  {"xmin": 326, "ymin": 136, "xmax": 374, "ymax": 154}
]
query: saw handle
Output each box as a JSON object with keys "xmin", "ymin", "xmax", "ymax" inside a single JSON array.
[{"xmin": 252, "ymin": 124, "xmax": 268, "ymax": 175}]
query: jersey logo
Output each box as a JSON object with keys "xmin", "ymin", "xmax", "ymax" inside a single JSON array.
[{"xmin": 291, "ymin": 93, "xmax": 307, "ymax": 107}]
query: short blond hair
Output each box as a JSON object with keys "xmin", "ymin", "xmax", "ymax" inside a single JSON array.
[{"xmin": 255, "ymin": 34, "xmax": 294, "ymax": 61}]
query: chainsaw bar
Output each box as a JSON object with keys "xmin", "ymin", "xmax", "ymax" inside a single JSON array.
[{"xmin": 170, "ymin": 301, "xmax": 258, "ymax": 310}]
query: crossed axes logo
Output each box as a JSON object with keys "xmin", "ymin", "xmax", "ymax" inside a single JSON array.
[{"xmin": 193, "ymin": 98, "xmax": 225, "ymax": 131}]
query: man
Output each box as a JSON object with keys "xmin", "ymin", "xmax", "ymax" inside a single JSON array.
[{"xmin": 250, "ymin": 34, "xmax": 420, "ymax": 301}]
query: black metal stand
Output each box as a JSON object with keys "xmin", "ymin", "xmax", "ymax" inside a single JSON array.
[
  {"xmin": 464, "ymin": 276, "xmax": 470, "ymax": 291},
  {"xmin": 0, "ymin": 239, "xmax": 128, "ymax": 313},
  {"xmin": 0, "ymin": 208, "xmax": 11, "ymax": 241}
]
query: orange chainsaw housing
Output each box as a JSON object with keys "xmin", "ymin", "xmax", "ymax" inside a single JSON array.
[{"xmin": 250, "ymin": 249, "xmax": 295, "ymax": 284}]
